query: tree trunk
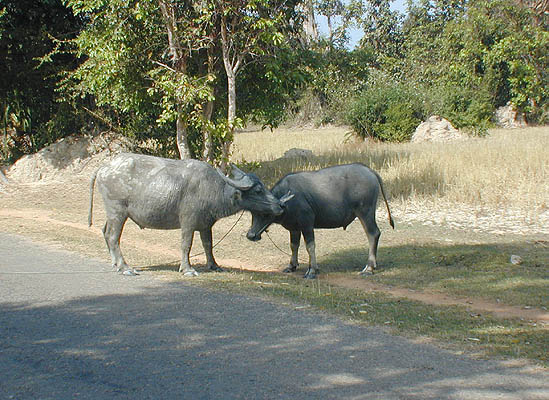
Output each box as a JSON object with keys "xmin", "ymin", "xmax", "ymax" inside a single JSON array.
[
  {"xmin": 221, "ymin": 65, "xmax": 236, "ymax": 170},
  {"xmin": 158, "ymin": 0, "xmax": 191, "ymax": 159},
  {"xmin": 202, "ymin": 46, "xmax": 215, "ymax": 163},
  {"xmin": 302, "ymin": 0, "xmax": 319, "ymax": 44},
  {"xmin": 176, "ymin": 105, "xmax": 192, "ymax": 159},
  {"xmin": 202, "ymin": 100, "xmax": 214, "ymax": 163},
  {"xmin": 220, "ymin": 14, "xmax": 242, "ymax": 171},
  {"xmin": 327, "ymin": 15, "xmax": 333, "ymax": 46}
]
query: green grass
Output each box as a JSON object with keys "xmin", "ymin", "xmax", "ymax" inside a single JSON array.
[{"xmin": 320, "ymin": 239, "xmax": 549, "ymax": 309}]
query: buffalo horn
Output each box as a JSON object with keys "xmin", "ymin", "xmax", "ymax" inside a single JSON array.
[
  {"xmin": 280, "ymin": 191, "xmax": 294, "ymax": 205},
  {"xmin": 230, "ymin": 164, "xmax": 247, "ymax": 180},
  {"xmin": 217, "ymin": 167, "xmax": 255, "ymax": 190}
]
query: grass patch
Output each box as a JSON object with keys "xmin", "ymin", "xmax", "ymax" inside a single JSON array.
[
  {"xmin": 320, "ymin": 239, "xmax": 549, "ymax": 309},
  {"xmin": 181, "ymin": 269, "xmax": 548, "ymax": 366}
]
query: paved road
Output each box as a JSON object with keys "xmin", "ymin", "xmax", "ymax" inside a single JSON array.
[{"xmin": 1, "ymin": 232, "xmax": 548, "ymax": 399}]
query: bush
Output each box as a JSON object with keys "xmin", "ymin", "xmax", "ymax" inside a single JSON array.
[
  {"xmin": 424, "ymin": 84, "xmax": 494, "ymax": 135},
  {"xmin": 346, "ymin": 76, "xmax": 424, "ymax": 142}
]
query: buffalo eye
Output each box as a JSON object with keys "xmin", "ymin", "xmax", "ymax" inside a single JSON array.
[{"xmin": 254, "ymin": 185, "xmax": 263, "ymax": 194}]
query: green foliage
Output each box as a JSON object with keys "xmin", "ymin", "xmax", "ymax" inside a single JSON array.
[
  {"xmin": 398, "ymin": 0, "xmax": 548, "ymax": 126},
  {"xmin": 345, "ymin": 73, "xmax": 423, "ymax": 142},
  {"xmin": 425, "ymin": 84, "xmax": 493, "ymax": 134},
  {"xmin": 1, "ymin": 0, "xmax": 84, "ymax": 162},
  {"xmin": 58, "ymin": 0, "xmax": 304, "ymax": 160},
  {"xmin": 238, "ymin": 45, "xmax": 308, "ymax": 128},
  {"xmin": 291, "ymin": 46, "xmax": 374, "ymax": 126},
  {"xmin": 2, "ymin": 0, "xmax": 547, "ymax": 162}
]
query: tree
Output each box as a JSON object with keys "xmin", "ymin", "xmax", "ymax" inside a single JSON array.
[
  {"xmin": 64, "ymin": 0, "xmax": 220, "ymax": 160},
  {"xmin": 214, "ymin": 0, "xmax": 300, "ymax": 165},
  {"xmin": 302, "ymin": 0, "xmax": 319, "ymax": 44},
  {"xmin": 316, "ymin": 0, "xmax": 346, "ymax": 47},
  {"xmin": 157, "ymin": 0, "xmax": 192, "ymax": 158},
  {"xmin": 352, "ymin": 0, "xmax": 404, "ymax": 63},
  {"xmin": 1, "ymin": 0, "xmax": 83, "ymax": 161}
]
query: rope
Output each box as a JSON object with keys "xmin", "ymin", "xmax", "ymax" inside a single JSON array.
[
  {"xmin": 188, "ymin": 210, "xmax": 246, "ymax": 258},
  {"xmin": 265, "ymin": 230, "xmax": 309, "ymax": 264},
  {"xmin": 265, "ymin": 230, "xmax": 293, "ymax": 257},
  {"xmin": 0, "ymin": 271, "xmax": 116, "ymax": 275}
]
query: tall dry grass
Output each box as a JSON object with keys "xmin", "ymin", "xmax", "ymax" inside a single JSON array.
[{"xmin": 233, "ymin": 126, "xmax": 549, "ymax": 219}]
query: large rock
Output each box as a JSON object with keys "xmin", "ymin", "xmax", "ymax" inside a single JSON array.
[
  {"xmin": 494, "ymin": 103, "xmax": 527, "ymax": 129},
  {"xmin": 411, "ymin": 116, "xmax": 465, "ymax": 143},
  {"xmin": 282, "ymin": 148, "xmax": 314, "ymax": 160}
]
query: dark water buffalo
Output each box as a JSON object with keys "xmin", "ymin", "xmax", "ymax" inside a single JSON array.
[
  {"xmin": 89, "ymin": 153, "xmax": 285, "ymax": 276},
  {"xmin": 247, "ymin": 163, "xmax": 394, "ymax": 279}
]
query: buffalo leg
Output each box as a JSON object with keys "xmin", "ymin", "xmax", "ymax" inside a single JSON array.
[
  {"xmin": 302, "ymin": 229, "xmax": 318, "ymax": 279},
  {"xmin": 283, "ymin": 230, "xmax": 301, "ymax": 273},
  {"xmin": 357, "ymin": 211, "xmax": 380, "ymax": 275},
  {"xmin": 200, "ymin": 228, "xmax": 222, "ymax": 272},
  {"xmin": 179, "ymin": 227, "xmax": 198, "ymax": 276},
  {"xmin": 102, "ymin": 216, "xmax": 135, "ymax": 275}
]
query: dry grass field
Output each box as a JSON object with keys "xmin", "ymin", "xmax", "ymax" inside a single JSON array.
[
  {"xmin": 1, "ymin": 125, "xmax": 548, "ymax": 365},
  {"xmin": 234, "ymin": 126, "xmax": 548, "ymax": 234}
]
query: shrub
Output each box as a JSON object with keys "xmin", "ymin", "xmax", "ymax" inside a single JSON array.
[
  {"xmin": 346, "ymin": 75, "xmax": 424, "ymax": 142},
  {"xmin": 425, "ymin": 84, "xmax": 494, "ymax": 135}
]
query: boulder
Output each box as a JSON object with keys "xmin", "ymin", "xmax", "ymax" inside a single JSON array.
[
  {"xmin": 282, "ymin": 148, "xmax": 314, "ymax": 160},
  {"xmin": 494, "ymin": 103, "xmax": 527, "ymax": 129},
  {"xmin": 411, "ymin": 116, "xmax": 465, "ymax": 143}
]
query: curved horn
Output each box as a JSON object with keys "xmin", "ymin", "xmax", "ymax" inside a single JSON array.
[
  {"xmin": 217, "ymin": 168, "xmax": 255, "ymax": 190},
  {"xmin": 279, "ymin": 191, "xmax": 294, "ymax": 205},
  {"xmin": 230, "ymin": 163, "xmax": 247, "ymax": 180}
]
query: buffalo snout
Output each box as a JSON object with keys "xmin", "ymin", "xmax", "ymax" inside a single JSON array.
[
  {"xmin": 246, "ymin": 231, "xmax": 262, "ymax": 241},
  {"xmin": 272, "ymin": 203, "xmax": 285, "ymax": 216}
]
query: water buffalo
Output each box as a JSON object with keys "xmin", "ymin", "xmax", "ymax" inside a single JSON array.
[
  {"xmin": 89, "ymin": 153, "xmax": 286, "ymax": 276},
  {"xmin": 246, "ymin": 163, "xmax": 394, "ymax": 279}
]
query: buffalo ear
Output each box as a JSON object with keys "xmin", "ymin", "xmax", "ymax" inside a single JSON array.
[
  {"xmin": 231, "ymin": 190, "xmax": 242, "ymax": 206},
  {"xmin": 280, "ymin": 191, "xmax": 294, "ymax": 205}
]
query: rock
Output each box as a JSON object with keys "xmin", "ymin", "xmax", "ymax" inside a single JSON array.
[
  {"xmin": 411, "ymin": 116, "xmax": 466, "ymax": 143},
  {"xmin": 282, "ymin": 148, "xmax": 314, "ymax": 160},
  {"xmin": 510, "ymin": 255, "xmax": 523, "ymax": 265},
  {"xmin": 495, "ymin": 103, "xmax": 527, "ymax": 129}
]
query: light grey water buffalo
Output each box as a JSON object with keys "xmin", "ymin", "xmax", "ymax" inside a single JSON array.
[
  {"xmin": 89, "ymin": 153, "xmax": 286, "ymax": 276},
  {"xmin": 246, "ymin": 163, "xmax": 394, "ymax": 279}
]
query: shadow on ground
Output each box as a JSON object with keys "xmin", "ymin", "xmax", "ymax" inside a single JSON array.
[{"xmin": 2, "ymin": 281, "xmax": 548, "ymax": 399}]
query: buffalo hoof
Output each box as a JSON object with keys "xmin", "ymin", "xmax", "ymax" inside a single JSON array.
[
  {"xmin": 359, "ymin": 266, "xmax": 374, "ymax": 276},
  {"xmin": 122, "ymin": 269, "xmax": 139, "ymax": 276},
  {"xmin": 183, "ymin": 269, "xmax": 199, "ymax": 277},
  {"xmin": 303, "ymin": 269, "xmax": 317, "ymax": 279},
  {"xmin": 283, "ymin": 265, "xmax": 297, "ymax": 273},
  {"xmin": 209, "ymin": 265, "xmax": 224, "ymax": 272}
]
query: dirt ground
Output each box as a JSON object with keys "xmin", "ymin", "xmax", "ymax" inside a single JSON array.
[{"xmin": 0, "ymin": 134, "xmax": 547, "ymax": 327}]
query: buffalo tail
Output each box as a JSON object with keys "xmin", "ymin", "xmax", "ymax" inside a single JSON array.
[
  {"xmin": 373, "ymin": 170, "xmax": 395, "ymax": 229},
  {"xmin": 88, "ymin": 170, "xmax": 98, "ymax": 227}
]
